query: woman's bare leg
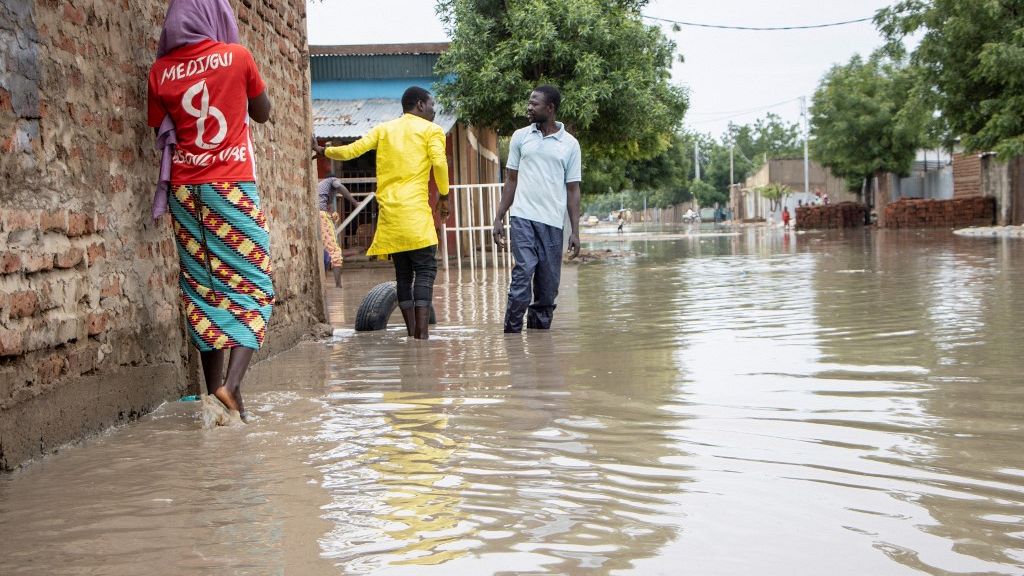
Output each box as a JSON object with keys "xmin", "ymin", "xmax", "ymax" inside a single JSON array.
[
  {"xmin": 217, "ymin": 347, "xmax": 256, "ymax": 416},
  {"xmin": 200, "ymin": 349, "xmax": 226, "ymax": 396}
]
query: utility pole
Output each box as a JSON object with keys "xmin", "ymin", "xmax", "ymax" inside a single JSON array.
[
  {"xmin": 800, "ymin": 96, "xmax": 810, "ymax": 195},
  {"xmin": 694, "ymin": 143, "xmax": 701, "ymax": 181},
  {"xmin": 729, "ymin": 144, "xmax": 735, "ymax": 190},
  {"xmin": 729, "ymin": 144, "xmax": 735, "ymax": 217}
]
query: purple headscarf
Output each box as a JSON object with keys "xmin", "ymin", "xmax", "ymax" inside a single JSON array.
[{"xmin": 152, "ymin": 0, "xmax": 240, "ymax": 221}]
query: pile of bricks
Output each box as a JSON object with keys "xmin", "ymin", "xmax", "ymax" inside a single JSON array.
[
  {"xmin": 884, "ymin": 197, "xmax": 996, "ymax": 229},
  {"xmin": 795, "ymin": 202, "xmax": 868, "ymax": 230}
]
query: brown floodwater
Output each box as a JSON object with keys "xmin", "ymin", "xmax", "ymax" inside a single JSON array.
[{"xmin": 2, "ymin": 227, "xmax": 1023, "ymax": 575}]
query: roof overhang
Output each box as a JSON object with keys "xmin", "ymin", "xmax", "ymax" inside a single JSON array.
[
  {"xmin": 309, "ymin": 43, "xmax": 450, "ymax": 57},
  {"xmin": 313, "ymin": 99, "xmax": 458, "ymax": 140}
]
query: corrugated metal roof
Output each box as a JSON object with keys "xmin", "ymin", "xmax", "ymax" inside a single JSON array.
[
  {"xmin": 311, "ymin": 54, "xmax": 440, "ymax": 81},
  {"xmin": 313, "ymin": 99, "xmax": 458, "ymax": 140},
  {"xmin": 309, "ymin": 43, "xmax": 450, "ymax": 57}
]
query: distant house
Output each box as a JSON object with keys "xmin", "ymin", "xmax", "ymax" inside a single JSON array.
[
  {"xmin": 310, "ymin": 43, "xmax": 500, "ymax": 251},
  {"xmin": 735, "ymin": 159, "xmax": 855, "ymax": 222}
]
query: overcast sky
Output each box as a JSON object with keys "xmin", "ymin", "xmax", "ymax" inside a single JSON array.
[{"xmin": 306, "ymin": 0, "xmax": 895, "ymax": 139}]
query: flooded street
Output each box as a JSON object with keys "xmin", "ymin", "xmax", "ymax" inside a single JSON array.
[{"xmin": 2, "ymin": 227, "xmax": 1024, "ymax": 575}]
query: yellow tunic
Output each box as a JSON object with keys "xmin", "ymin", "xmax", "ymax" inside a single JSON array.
[{"xmin": 325, "ymin": 114, "xmax": 450, "ymax": 256}]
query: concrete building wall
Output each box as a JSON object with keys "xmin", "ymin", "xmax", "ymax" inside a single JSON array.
[
  {"xmin": 981, "ymin": 155, "xmax": 1014, "ymax": 225},
  {"xmin": 0, "ymin": 0, "xmax": 325, "ymax": 471}
]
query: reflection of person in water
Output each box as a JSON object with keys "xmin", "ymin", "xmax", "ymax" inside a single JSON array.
[{"xmin": 367, "ymin": 345, "xmax": 468, "ymax": 566}]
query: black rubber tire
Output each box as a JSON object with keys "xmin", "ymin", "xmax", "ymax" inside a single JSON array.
[
  {"xmin": 354, "ymin": 281, "xmax": 437, "ymax": 331},
  {"xmin": 355, "ymin": 281, "xmax": 398, "ymax": 331}
]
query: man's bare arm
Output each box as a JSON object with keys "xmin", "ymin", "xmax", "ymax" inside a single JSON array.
[
  {"xmin": 566, "ymin": 181, "xmax": 581, "ymax": 259},
  {"xmin": 492, "ymin": 168, "xmax": 519, "ymax": 249}
]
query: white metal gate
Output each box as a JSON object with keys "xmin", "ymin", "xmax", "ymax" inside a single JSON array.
[
  {"xmin": 334, "ymin": 183, "xmax": 512, "ymax": 273},
  {"xmin": 441, "ymin": 183, "xmax": 511, "ymax": 273}
]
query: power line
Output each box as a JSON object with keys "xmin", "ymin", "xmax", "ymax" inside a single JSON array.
[
  {"xmin": 688, "ymin": 96, "xmax": 802, "ymax": 117},
  {"xmin": 643, "ymin": 14, "xmax": 875, "ymax": 31},
  {"xmin": 687, "ymin": 97, "xmax": 802, "ymax": 125}
]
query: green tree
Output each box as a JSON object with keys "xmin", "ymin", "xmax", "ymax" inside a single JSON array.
[
  {"xmin": 726, "ymin": 113, "xmax": 803, "ymax": 167},
  {"xmin": 582, "ymin": 131, "xmax": 692, "ymax": 204},
  {"xmin": 434, "ymin": 0, "xmax": 688, "ymax": 161},
  {"xmin": 690, "ymin": 178, "xmax": 726, "ymax": 208},
  {"xmin": 809, "ymin": 53, "xmax": 927, "ymax": 194},
  {"xmin": 624, "ymin": 132, "xmax": 692, "ymax": 205},
  {"xmin": 757, "ymin": 182, "xmax": 791, "ymax": 212},
  {"xmin": 877, "ymin": 0, "xmax": 1024, "ymax": 157}
]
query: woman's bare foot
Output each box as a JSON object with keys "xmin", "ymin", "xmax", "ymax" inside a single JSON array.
[{"xmin": 213, "ymin": 386, "xmax": 241, "ymax": 413}]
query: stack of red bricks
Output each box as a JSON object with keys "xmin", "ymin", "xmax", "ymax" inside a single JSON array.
[
  {"xmin": 884, "ymin": 197, "xmax": 995, "ymax": 229},
  {"xmin": 795, "ymin": 202, "xmax": 868, "ymax": 230}
]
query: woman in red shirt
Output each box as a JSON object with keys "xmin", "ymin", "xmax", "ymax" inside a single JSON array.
[{"xmin": 148, "ymin": 0, "xmax": 273, "ymax": 424}]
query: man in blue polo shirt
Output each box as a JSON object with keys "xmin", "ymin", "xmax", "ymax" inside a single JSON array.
[{"xmin": 492, "ymin": 85, "xmax": 582, "ymax": 333}]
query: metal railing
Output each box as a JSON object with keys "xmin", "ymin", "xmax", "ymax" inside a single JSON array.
[
  {"xmin": 332, "ymin": 182, "xmax": 511, "ymax": 273},
  {"xmin": 441, "ymin": 184, "xmax": 512, "ymax": 273},
  {"xmin": 333, "ymin": 175, "xmax": 377, "ymax": 250},
  {"xmin": 334, "ymin": 192, "xmax": 375, "ymax": 237}
]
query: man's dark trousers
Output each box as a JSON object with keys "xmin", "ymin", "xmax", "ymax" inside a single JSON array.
[
  {"xmin": 393, "ymin": 245, "xmax": 437, "ymax": 310},
  {"xmin": 504, "ymin": 216, "xmax": 563, "ymax": 333}
]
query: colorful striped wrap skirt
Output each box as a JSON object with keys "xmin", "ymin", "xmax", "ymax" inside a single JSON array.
[{"xmin": 169, "ymin": 182, "xmax": 274, "ymax": 351}]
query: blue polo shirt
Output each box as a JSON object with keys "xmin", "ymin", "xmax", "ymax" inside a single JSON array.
[{"xmin": 507, "ymin": 121, "xmax": 582, "ymax": 229}]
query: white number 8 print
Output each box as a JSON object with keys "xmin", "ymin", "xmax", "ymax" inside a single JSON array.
[{"xmin": 182, "ymin": 79, "xmax": 228, "ymax": 150}]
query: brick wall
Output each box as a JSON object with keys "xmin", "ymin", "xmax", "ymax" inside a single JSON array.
[
  {"xmin": 883, "ymin": 197, "xmax": 996, "ymax": 229},
  {"xmin": 953, "ymin": 153, "xmax": 982, "ymax": 198},
  {"xmin": 794, "ymin": 202, "xmax": 868, "ymax": 230},
  {"xmin": 0, "ymin": 0, "xmax": 325, "ymax": 470}
]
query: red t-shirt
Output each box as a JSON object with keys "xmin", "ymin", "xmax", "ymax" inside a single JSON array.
[{"xmin": 147, "ymin": 40, "xmax": 266, "ymax": 184}]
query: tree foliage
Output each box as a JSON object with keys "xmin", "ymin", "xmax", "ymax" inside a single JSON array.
[
  {"xmin": 689, "ymin": 178, "xmax": 726, "ymax": 208},
  {"xmin": 809, "ymin": 53, "xmax": 927, "ymax": 192},
  {"xmin": 757, "ymin": 182, "xmax": 791, "ymax": 211},
  {"xmin": 434, "ymin": 0, "xmax": 688, "ymax": 161},
  {"xmin": 876, "ymin": 0, "xmax": 1024, "ymax": 157},
  {"xmin": 579, "ymin": 112, "xmax": 803, "ymax": 209},
  {"xmin": 696, "ymin": 114, "xmax": 803, "ymax": 198},
  {"xmin": 727, "ymin": 114, "xmax": 803, "ymax": 164}
]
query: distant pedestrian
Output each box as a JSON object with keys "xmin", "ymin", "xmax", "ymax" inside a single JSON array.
[
  {"xmin": 492, "ymin": 85, "xmax": 582, "ymax": 333},
  {"xmin": 314, "ymin": 87, "xmax": 450, "ymax": 339},
  {"xmin": 148, "ymin": 0, "xmax": 273, "ymax": 423},
  {"xmin": 782, "ymin": 207, "xmax": 791, "ymax": 228},
  {"xmin": 317, "ymin": 176, "xmax": 356, "ymax": 288},
  {"xmin": 616, "ymin": 214, "xmax": 624, "ymax": 234}
]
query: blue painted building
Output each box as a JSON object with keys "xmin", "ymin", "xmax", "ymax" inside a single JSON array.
[
  {"xmin": 310, "ymin": 43, "xmax": 499, "ymax": 186},
  {"xmin": 309, "ymin": 43, "xmax": 500, "ymax": 250}
]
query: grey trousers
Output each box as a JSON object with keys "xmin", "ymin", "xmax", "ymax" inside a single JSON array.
[{"xmin": 504, "ymin": 217, "xmax": 563, "ymax": 333}]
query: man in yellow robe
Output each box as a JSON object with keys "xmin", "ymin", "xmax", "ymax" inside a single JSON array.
[{"xmin": 314, "ymin": 86, "xmax": 450, "ymax": 339}]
